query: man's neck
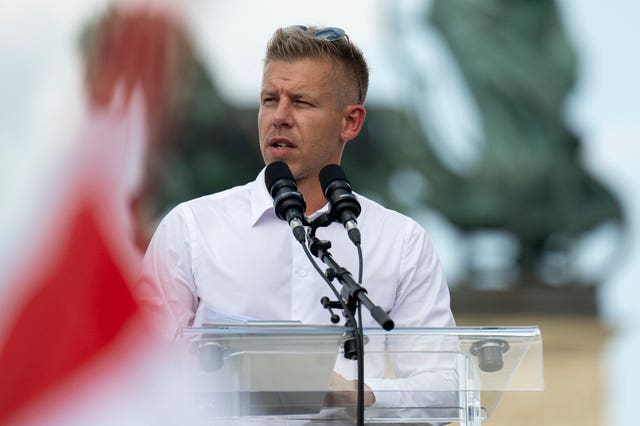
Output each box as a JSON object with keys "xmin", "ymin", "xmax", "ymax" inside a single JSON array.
[{"xmin": 296, "ymin": 177, "xmax": 327, "ymax": 216}]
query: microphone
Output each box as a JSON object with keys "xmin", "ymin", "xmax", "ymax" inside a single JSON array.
[
  {"xmin": 319, "ymin": 164, "xmax": 361, "ymax": 245},
  {"xmin": 265, "ymin": 161, "xmax": 307, "ymax": 242}
]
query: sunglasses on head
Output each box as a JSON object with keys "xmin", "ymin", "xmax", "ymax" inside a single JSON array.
[{"xmin": 284, "ymin": 25, "xmax": 348, "ymax": 42}]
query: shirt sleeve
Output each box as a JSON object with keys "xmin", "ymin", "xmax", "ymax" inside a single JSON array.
[
  {"xmin": 370, "ymin": 218, "xmax": 456, "ymax": 408},
  {"xmin": 392, "ymin": 218, "xmax": 455, "ymax": 328},
  {"xmin": 134, "ymin": 204, "xmax": 199, "ymax": 340}
]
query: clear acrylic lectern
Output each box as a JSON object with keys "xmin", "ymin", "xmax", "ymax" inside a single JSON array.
[{"xmin": 180, "ymin": 324, "xmax": 543, "ymax": 425}]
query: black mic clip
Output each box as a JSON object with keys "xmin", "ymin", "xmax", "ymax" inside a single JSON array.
[
  {"xmin": 307, "ymin": 212, "xmax": 333, "ymax": 231},
  {"xmin": 308, "ymin": 236, "xmax": 331, "ymax": 258}
]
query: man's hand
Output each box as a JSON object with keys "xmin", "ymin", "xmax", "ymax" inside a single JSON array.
[{"xmin": 323, "ymin": 371, "xmax": 375, "ymax": 411}]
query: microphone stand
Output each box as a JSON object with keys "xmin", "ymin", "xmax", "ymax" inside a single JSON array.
[
  {"xmin": 308, "ymin": 235, "xmax": 394, "ymax": 332},
  {"xmin": 305, "ymin": 221, "xmax": 394, "ymax": 426},
  {"xmin": 297, "ymin": 234, "xmax": 364, "ymax": 424}
]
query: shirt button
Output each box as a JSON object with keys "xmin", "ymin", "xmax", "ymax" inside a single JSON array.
[{"xmin": 298, "ymin": 270, "xmax": 307, "ymax": 278}]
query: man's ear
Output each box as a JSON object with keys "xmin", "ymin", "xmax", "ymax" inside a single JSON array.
[{"xmin": 341, "ymin": 105, "xmax": 366, "ymax": 142}]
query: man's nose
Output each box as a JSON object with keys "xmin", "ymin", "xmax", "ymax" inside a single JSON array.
[{"xmin": 272, "ymin": 100, "xmax": 293, "ymax": 128}]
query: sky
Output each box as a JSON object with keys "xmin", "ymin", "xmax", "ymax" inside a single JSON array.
[{"xmin": 0, "ymin": 0, "xmax": 638, "ymax": 423}]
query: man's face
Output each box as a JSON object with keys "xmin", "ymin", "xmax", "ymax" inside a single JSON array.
[{"xmin": 258, "ymin": 58, "xmax": 348, "ymax": 185}]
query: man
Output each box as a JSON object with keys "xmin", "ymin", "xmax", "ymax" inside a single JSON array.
[{"xmin": 137, "ymin": 25, "xmax": 455, "ymax": 412}]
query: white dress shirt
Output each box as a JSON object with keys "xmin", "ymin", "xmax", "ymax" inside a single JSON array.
[{"xmin": 137, "ymin": 167, "xmax": 454, "ymax": 336}]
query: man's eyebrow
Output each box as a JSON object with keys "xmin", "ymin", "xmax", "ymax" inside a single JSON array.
[
  {"xmin": 260, "ymin": 88, "xmax": 316, "ymax": 100},
  {"xmin": 260, "ymin": 89, "xmax": 277, "ymax": 97},
  {"xmin": 292, "ymin": 89, "xmax": 322, "ymax": 100}
]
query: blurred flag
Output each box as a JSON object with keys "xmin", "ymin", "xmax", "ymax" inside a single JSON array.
[
  {"xmin": 0, "ymin": 90, "xmax": 143, "ymax": 424},
  {"xmin": 0, "ymin": 4, "xmax": 195, "ymax": 424}
]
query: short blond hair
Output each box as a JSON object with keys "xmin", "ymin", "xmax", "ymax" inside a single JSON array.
[{"xmin": 264, "ymin": 26, "xmax": 369, "ymax": 106}]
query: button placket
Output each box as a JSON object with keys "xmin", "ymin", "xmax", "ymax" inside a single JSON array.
[{"xmin": 290, "ymin": 239, "xmax": 315, "ymax": 320}]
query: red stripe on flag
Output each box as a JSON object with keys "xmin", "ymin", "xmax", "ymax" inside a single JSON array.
[{"xmin": 0, "ymin": 201, "xmax": 139, "ymax": 421}]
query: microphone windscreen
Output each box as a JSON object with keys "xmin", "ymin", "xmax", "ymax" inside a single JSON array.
[
  {"xmin": 265, "ymin": 161, "xmax": 294, "ymax": 193},
  {"xmin": 319, "ymin": 164, "xmax": 347, "ymax": 191}
]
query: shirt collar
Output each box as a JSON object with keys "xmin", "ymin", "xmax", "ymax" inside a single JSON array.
[
  {"xmin": 250, "ymin": 167, "xmax": 276, "ymax": 227},
  {"xmin": 249, "ymin": 167, "xmax": 333, "ymax": 227}
]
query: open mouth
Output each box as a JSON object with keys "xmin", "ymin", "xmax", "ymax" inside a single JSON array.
[
  {"xmin": 269, "ymin": 138, "xmax": 295, "ymax": 151},
  {"xmin": 272, "ymin": 142, "xmax": 292, "ymax": 148}
]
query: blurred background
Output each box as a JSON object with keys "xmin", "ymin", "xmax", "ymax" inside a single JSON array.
[{"xmin": 0, "ymin": 0, "xmax": 638, "ymax": 424}]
